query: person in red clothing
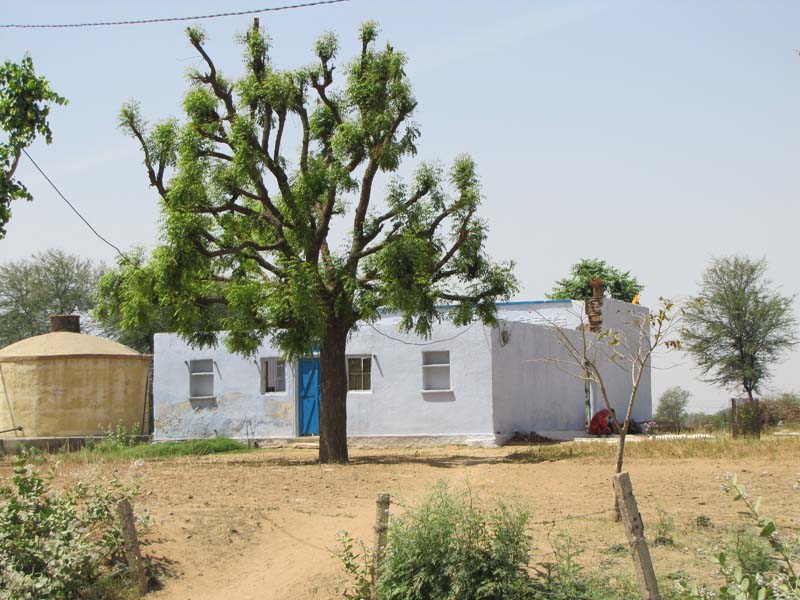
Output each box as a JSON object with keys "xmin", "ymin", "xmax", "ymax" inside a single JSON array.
[{"xmin": 589, "ymin": 408, "xmax": 617, "ymax": 436}]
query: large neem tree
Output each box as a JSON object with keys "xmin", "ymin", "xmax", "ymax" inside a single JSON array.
[
  {"xmin": 119, "ymin": 21, "xmax": 517, "ymax": 463},
  {"xmin": 683, "ymin": 256, "xmax": 797, "ymax": 403}
]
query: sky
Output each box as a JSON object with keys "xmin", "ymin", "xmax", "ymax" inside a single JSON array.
[{"xmin": 1, "ymin": 0, "xmax": 798, "ymax": 414}]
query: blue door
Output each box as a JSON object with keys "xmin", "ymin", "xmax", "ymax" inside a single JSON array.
[{"xmin": 298, "ymin": 358, "xmax": 320, "ymax": 436}]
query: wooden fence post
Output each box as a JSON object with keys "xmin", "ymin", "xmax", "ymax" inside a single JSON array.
[
  {"xmin": 371, "ymin": 492, "xmax": 391, "ymax": 599},
  {"xmin": 116, "ymin": 498, "xmax": 148, "ymax": 596},
  {"xmin": 731, "ymin": 398, "xmax": 738, "ymax": 439},
  {"xmin": 612, "ymin": 472, "xmax": 660, "ymax": 600}
]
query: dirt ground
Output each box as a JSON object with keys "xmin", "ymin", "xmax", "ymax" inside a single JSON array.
[{"xmin": 5, "ymin": 443, "xmax": 800, "ymax": 599}]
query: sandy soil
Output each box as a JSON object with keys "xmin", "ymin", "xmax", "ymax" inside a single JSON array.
[{"xmin": 6, "ymin": 445, "xmax": 800, "ymax": 599}]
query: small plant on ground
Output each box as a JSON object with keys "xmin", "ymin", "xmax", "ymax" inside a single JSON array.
[
  {"xmin": 0, "ymin": 451, "xmax": 143, "ymax": 599},
  {"xmin": 653, "ymin": 506, "xmax": 676, "ymax": 547},
  {"xmin": 92, "ymin": 421, "xmax": 140, "ymax": 453},
  {"xmin": 689, "ymin": 474, "xmax": 799, "ymax": 599}
]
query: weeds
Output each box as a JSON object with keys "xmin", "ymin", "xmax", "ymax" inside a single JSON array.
[
  {"xmin": 0, "ymin": 450, "xmax": 142, "ymax": 599},
  {"xmin": 505, "ymin": 435, "xmax": 800, "ymax": 464},
  {"xmin": 653, "ymin": 507, "xmax": 675, "ymax": 547}
]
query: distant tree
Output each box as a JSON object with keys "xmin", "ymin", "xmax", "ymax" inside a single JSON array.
[
  {"xmin": 654, "ymin": 386, "xmax": 691, "ymax": 430},
  {"xmin": 547, "ymin": 258, "xmax": 643, "ymax": 303},
  {"xmin": 0, "ymin": 250, "xmax": 104, "ymax": 347},
  {"xmin": 93, "ymin": 248, "xmax": 177, "ymax": 354},
  {"xmin": 683, "ymin": 256, "xmax": 797, "ymax": 403},
  {"xmin": 0, "ymin": 55, "xmax": 67, "ymax": 238},
  {"xmin": 118, "ymin": 22, "xmax": 517, "ymax": 463}
]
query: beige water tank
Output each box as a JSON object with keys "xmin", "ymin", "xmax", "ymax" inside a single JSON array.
[{"xmin": 0, "ymin": 318, "xmax": 150, "ymax": 438}]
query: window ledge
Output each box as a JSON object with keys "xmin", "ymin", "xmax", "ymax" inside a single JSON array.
[
  {"xmin": 421, "ymin": 389, "xmax": 453, "ymax": 393},
  {"xmin": 188, "ymin": 395, "xmax": 216, "ymax": 401}
]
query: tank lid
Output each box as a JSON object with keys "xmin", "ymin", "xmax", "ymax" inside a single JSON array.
[{"xmin": 0, "ymin": 332, "xmax": 144, "ymax": 360}]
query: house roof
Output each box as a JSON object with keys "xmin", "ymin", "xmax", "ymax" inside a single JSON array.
[{"xmin": 0, "ymin": 332, "xmax": 144, "ymax": 361}]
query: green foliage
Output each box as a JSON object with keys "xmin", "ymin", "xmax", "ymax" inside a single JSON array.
[
  {"xmin": 92, "ymin": 248, "xmax": 177, "ymax": 353},
  {"xmin": 337, "ymin": 482, "xmax": 536, "ymax": 600},
  {"xmin": 83, "ymin": 437, "xmax": 247, "ymax": 461},
  {"xmin": 117, "ymin": 22, "xmax": 517, "ymax": 461},
  {"xmin": 683, "ymin": 256, "xmax": 797, "ymax": 401},
  {"xmin": 379, "ymin": 483, "xmax": 534, "ymax": 600},
  {"xmin": 653, "ymin": 506, "xmax": 676, "ymax": 547},
  {"xmin": 655, "ymin": 387, "xmax": 692, "ymax": 431},
  {"xmin": 0, "ymin": 249, "xmax": 104, "ymax": 347},
  {"xmin": 0, "ymin": 452, "xmax": 139, "ymax": 599},
  {"xmin": 0, "ymin": 54, "xmax": 67, "ymax": 238},
  {"xmin": 546, "ymin": 258, "xmax": 643, "ymax": 302},
  {"xmin": 690, "ymin": 474, "xmax": 800, "ymax": 600}
]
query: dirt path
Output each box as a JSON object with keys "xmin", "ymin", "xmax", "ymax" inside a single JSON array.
[
  {"xmin": 118, "ymin": 446, "xmax": 798, "ymax": 599},
  {"xmin": 6, "ymin": 445, "xmax": 798, "ymax": 599}
]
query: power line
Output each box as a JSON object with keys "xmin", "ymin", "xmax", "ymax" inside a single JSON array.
[
  {"xmin": 0, "ymin": 0, "xmax": 350, "ymax": 29},
  {"xmin": 22, "ymin": 149, "xmax": 128, "ymax": 261},
  {"xmin": 368, "ymin": 321, "xmax": 476, "ymax": 346}
]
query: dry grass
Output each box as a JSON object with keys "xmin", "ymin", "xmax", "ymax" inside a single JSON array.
[{"xmin": 506, "ymin": 433, "xmax": 800, "ymax": 463}]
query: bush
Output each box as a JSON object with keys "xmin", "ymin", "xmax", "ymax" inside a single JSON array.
[
  {"xmin": 379, "ymin": 483, "xmax": 535, "ymax": 600},
  {"xmin": 337, "ymin": 482, "xmax": 536, "ymax": 600},
  {"xmin": 689, "ymin": 474, "xmax": 800, "ymax": 600},
  {"xmin": 0, "ymin": 452, "xmax": 140, "ymax": 599},
  {"xmin": 761, "ymin": 393, "xmax": 800, "ymax": 427}
]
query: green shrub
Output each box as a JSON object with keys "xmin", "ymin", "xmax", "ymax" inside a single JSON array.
[
  {"xmin": 0, "ymin": 452, "xmax": 140, "ymax": 599},
  {"xmin": 378, "ymin": 483, "xmax": 535, "ymax": 600},
  {"xmin": 689, "ymin": 474, "xmax": 800, "ymax": 600},
  {"xmin": 337, "ymin": 482, "xmax": 537, "ymax": 600}
]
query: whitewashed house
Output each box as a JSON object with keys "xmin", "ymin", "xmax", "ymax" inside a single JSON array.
[{"xmin": 153, "ymin": 299, "xmax": 652, "ymax": 445}]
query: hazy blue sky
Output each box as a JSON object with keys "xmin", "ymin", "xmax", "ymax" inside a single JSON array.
[{"xmin": 2, "ymin": 1, "xmax": 798, "ymax": 413}]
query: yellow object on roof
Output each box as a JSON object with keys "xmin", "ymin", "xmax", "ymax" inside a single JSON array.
[{"xmin": 0, "ymin": 332, "xmax": 142, "ymax": 361}]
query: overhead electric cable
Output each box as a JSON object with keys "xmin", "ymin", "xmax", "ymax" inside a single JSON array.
[
  {"xmin": 22, "ymin": 149, "xmax": 128, "ymax": 261},
  {"xmin": 368, "ymin": 322, "xmax": 476, "ymax": 346},
  {"xmin": 0, "ymin": 0, "xmax": 350, "ymax": 29}
]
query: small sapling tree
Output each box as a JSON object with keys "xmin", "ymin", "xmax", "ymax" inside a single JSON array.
[
  {"xmin": 118, "ymin": 21, "xmax": 517, "ymax": 463},
  {"xmin": 538, "ymin": 297, "xmax": 682, "ymax": 519}
]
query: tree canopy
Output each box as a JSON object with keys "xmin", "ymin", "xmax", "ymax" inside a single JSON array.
[
  {"xmin": 92, "ymin": 248, "xmax": 177, "ymax": 354},
  {"xmin": 116, "ymin": 21, "xmax": 517, "ymax": 462},
  {"xmin": 654, "ymin": 386, "xmax": 691, "ymax": 430},
  {"xmin": 683, "ymin": 256, "xmax": 797, "ymax": 401},
  {"xmin": 0, "ymin": 55, "xmax": 67, "ymax": 238},
  {"xmin": 546, "ymin": 258, "xmax": 642, "ymax": 303},
  {"xmin": 0, "ymin": 249, "xmax": 104, "ymax": 347}
]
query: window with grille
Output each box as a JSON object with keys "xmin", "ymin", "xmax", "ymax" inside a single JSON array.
[
  {"xmin": 347, "ymin": 356, "xmax": 371, "ymax": 391},
  {"xmin": 261, "ymin": 357, "xmax": 286, "ymax": 393},
  {"xmin": 189, "ymin": 359, "xmax": 214, "ymax": 398}
]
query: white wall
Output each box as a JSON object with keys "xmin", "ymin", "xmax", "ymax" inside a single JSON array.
[
  {"xmin": 153, "ymin": 299, "xmax": 652, "ymax": 441},
  {"xmin": 344, "ymin": 318, "xmax": 494, "ymax": 437},
  {"xmin": 490, "ymin": 299, "xmax": 653, "ymax": 435},
  {"xmin": 153, "ymin": 317, "xmax": 495, "ymax": 440},
  {"xmin": 154, "ymin": 335, "xmax": 295, "ymax": 440}
]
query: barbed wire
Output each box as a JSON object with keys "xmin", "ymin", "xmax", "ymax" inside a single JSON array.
[{"xmin": 0, "ymin": 0, "xmax": 350, "ymax": 29}]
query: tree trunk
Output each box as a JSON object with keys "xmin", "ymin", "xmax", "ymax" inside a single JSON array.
[{"xmin": 319, "ymin": 323, "xmax": 349, "ymax": 464}]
